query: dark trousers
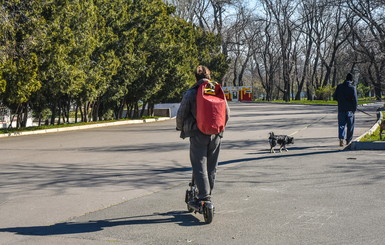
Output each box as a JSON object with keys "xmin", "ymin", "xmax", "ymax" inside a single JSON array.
[
  {"xmin": 338, "ymin": 111, "xmax": 355, "ymax": 142},
  {"xmin": 189, "ymin": 132, "xmax": 221, "ymax": 200}
]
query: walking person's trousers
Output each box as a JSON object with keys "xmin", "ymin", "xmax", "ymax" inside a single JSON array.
[{"xmin": 338, "ymin": 111, "xmax": 355, "ymax": 143}]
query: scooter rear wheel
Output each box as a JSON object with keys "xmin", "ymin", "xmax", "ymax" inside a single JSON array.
[
  {"xmin": 185, "ymin": 190, "xmax": 194, "ymax": 213},
  {"xmin": 203, "ymin": 203, "xmax": 214, "ymax": 224}
]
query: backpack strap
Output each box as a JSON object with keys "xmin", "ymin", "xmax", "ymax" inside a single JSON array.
[{"xmin": 191, "ymin": 79, "xmax": 209, "ymax": 90}]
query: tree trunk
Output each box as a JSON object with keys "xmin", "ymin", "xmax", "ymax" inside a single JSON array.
[
  {"xmin": 50, "ymin": 102, "xmax": 57, "ymax": 125},
  {"xmin": 140, "ymin": 101, "xmax": 147, "ymax": 118},
  {"xmin": 133, "ymin": 102, "xmax": 139, "ymax": 119},
  {"xmin": 20, "ymin": 104, "xmax": 28, "ymax": 128},
  {"xmin": 74, "ymin": 104, "xmax": 78, "ymax": 123},
  {"xmin": 147, "ymin": 102, "xmax": 154, "ymax": 117}
]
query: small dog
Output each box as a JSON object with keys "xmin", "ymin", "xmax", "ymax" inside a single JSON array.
[
  {"xmin": 380, "ymin": 120, "xmax": 385, "ymax": 140},
  {"xmin": 268, "ymin": 132, "xmax": 294, "ymax": 153}
]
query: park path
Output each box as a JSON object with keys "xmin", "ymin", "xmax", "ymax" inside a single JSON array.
[{"xmin": 1, "ymin": 102, "xmax": 384, "ymax": 245}]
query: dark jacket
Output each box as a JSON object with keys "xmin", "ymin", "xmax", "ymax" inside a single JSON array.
[
  {"xmin": 176, "ymin": 79, "xmax": 230, "ymax": 139},
  {"xmin": 333, "ymin": 80, "xmax": 358, "ymax": 112}
]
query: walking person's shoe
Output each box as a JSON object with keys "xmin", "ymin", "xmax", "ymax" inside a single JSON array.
[{"xmin": 339, "ymin": 139, "xmax": 344, "ymax": 147}]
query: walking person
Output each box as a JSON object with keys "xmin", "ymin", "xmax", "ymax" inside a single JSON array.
[
  {"xmin": 333, "ymin": 73, "xmax": 358, "ymax": 146},
  {"xmin": 176, "ymin": 65, "xmax": 229, "ymax": 206}
]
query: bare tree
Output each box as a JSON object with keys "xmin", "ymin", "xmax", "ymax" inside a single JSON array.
[
  {"xmin": 223, "ymin": 3, "xmax": 261, "ymax": 87},
  {"xmin": 319, "ymin": 1, "xmax": 353, "ymax": 88},
  {"xmin": 346, "ymin": 0, "xmax": 384, "ymax": 99},
  {"xmin": 166, "ymin": 0, "xmax": 198, "ymax": 23},
  {"xmin": 293, "ymin": 0, "xmax": 317, "ymax": 100},
  {"xmin": 166, "ymin": 0, "xmax": 384, "ymax": 100},
  {"xmin": 262, "ymin": 0, "xmax": 297, "ymax": 101},
  {"xmin": 252, "ymin": 8, "xmax": 281, "ymax": 101}
]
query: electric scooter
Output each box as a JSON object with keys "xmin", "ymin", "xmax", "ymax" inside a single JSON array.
[{"xmin": 185, "ymin": 176, "xmax": 214, "ymax": 224}]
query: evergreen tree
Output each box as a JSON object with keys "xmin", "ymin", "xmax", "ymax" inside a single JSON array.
[{"xmin": 0, "ymin": 0, "xmax": 42, "ymax": 127}]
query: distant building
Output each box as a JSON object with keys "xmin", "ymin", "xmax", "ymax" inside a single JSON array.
[
  {"xmin": 223, "ymin": 86, "xmax": 253, "ymax": 101},
  {"xmin": 0, "ymin": 105, "xmax": 11, "ymax": 128},
  {"xmin": 0, "ymin": 104, "xmax": 33, "ymax": 128}
]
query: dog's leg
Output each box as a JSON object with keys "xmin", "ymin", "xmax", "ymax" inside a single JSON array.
[
  {"xmin": 279, "ymin": 144, "xmax": 288, "ymax": 152},
  {"xmin": 270, "ymin": 146, "xmax": 275, "ymax": 153}
]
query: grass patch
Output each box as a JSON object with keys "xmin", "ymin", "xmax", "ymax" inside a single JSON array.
[
  {"xmin": 359, "ymin": 111, "xmax": 385, "ymax": 142},
  {"xmin": 0, "ymin": 116, "xmax": 160, "ymax": 134},
  {"xmin": 253, "ymin": 99, "xmax": 336, "ymax": 105},
  {"xmin": 253, "ymin": 98, "xmax": 377, "ymax": 105}
]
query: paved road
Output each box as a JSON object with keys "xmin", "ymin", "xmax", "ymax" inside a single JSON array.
[{"xmin": 0, "ymin": 102, "xmax": 384, "ymax": 245}]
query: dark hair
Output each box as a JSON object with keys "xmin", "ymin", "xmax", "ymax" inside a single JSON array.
[
  {"xmin": 346, "ymin": 73, "xmax": 353, "ymax": 81},
  {"xmin": 195, "ymin": 65, "xmax": 211, "ymax": 81}
]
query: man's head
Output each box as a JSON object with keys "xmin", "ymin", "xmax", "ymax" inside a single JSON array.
[
  {"xmin": 195, "ymin": 65, "xmax": 211, "ymax": 81},
  {"xmin": 346, "ymin": 73, "xmax": 353, "ymax": 82}
]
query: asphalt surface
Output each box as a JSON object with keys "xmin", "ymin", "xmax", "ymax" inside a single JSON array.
[{"xmin": 0, "ymin": 102, "xmax": 384, "ymax": 245}]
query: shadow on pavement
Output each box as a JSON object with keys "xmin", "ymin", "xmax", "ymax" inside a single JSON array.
[
  {"xmin": 0, "ymin": 211, "xmax": 204, "ymax": 236},
  {"xmin": 220, "ymin": 149, "xmax": 342, "ymax": 165},
  {"xmin": 0, "ymin": 146, "xmax": 342, "ymax": 193}
]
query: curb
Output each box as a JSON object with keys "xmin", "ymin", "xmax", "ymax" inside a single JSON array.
[
  {"xmin": 350, "ymin": 109, "xmax": 385, "ymax": 150},
  {"xmin": 0, "ymin": 117, "xmax": 173, "ymax": 138},
  {"xmin": 350, "ymin": 141, "xmax": 385, "ymax": 150}
]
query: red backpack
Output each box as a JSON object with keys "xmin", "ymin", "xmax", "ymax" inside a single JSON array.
[{"xmin": 196, "ymin": 80, "xmax": 227, "ymax": 135}]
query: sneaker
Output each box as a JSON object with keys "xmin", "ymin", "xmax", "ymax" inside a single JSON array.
[
  {"xmin": 339, "ymin": 139, "xmax": 344, "ymax": 147},
  {"xmin": 201, "ymin": 196, "xmax": 211, "ymax": 202}
]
